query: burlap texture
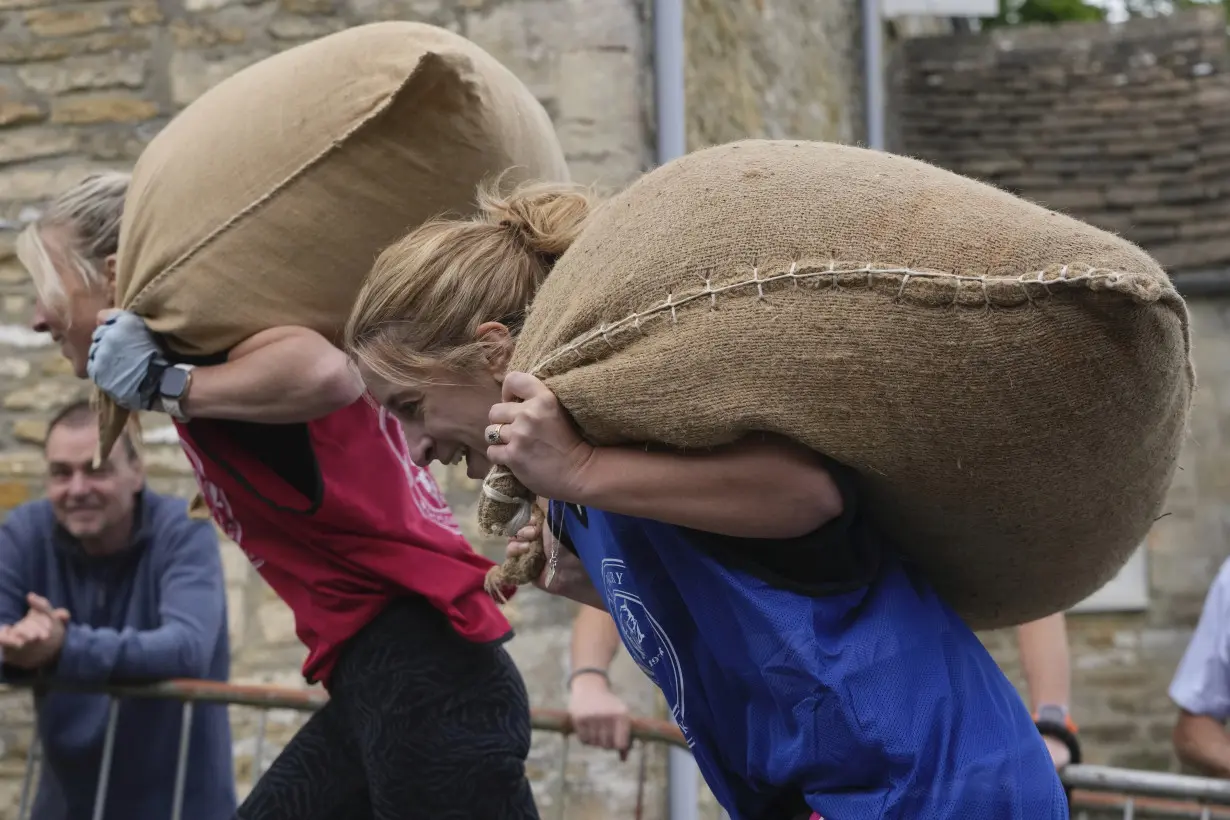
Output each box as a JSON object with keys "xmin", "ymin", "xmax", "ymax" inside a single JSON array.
[
  {"xmin": 97, "ymin": 22, "xmax": 569, "ymax": 461},
  {"xmin": 480, "ymin": 139, "xmax": 1194, "ymax": 629}
]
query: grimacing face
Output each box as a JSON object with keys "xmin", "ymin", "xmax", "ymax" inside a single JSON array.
[
  {"xmin": 27, "ymin": 225, "xmax": 115, "ymax": 379},
  {"xmin": 45, "ymin": 422, "xmax": 143, "ymax": 552},
  {"xmin": 361, "ymin": 362, "xmax": 504, "ymax": 480}
]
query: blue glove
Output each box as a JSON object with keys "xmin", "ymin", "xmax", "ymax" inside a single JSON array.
[{"xmin": 87, "ymin": 311, "xmax": 163, "ymax": 411}]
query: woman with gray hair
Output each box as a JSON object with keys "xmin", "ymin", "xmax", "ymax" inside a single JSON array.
[
  {"xmin": 18, "ymin": 171, "xmax": 129, "ymax": 379},
  {"xmin": 18, "ymin": 173, "xmax": 541, "ymax": 820}
]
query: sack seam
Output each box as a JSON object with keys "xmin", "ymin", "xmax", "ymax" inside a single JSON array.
[{"xmin": 527, "ymin": 261, "xmax": 1177, "ymax": 377}]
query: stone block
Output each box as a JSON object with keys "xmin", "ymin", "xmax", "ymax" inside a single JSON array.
[
  {"xmin": 268, "ymin": 14, "xmax": 348, "ymax": 40},
  {"xmin": 220, "ymin": 540, "xmax": 252, "ymax": 585},
  {"xmin": 128, "ymin": 1, "xmax": 162, "ymax": 25},
  {"xmin": 1034, "ymin": 188, "xmax": 1106, "ymax": 211},
  {"xmin": 40, "ymin": 355, "xmax": 76, "ymax": 377},
  {"xmin": 256, "ymin": 598, "xmax": 298, "ymax": 646},
  {"xmin": 185, "ymin": 0, "xmax": 242, "ymax": 10},
  {"xmin": 0, "ymin": 100, "xmax": 42, "ymax": 127},
  {"xmin": 2, "ymin": 381, "xmax": 84, "ymax": 411},
  {"xmin": 50, "ymin": 94, "xmax": 158, "ymax": 125},
  {"xmin": 0, "ymin": 127, "xmax": 74, "ymax": 165},
  {"xmin": 0, "ymin": 32, "xmax": 151, "ymax": 65},
  {"xmin": 169, "ymin": 20, "xmax": 248, "ymax": 49},
  {"xmin": 0, "ymin": 480, "xmax": 31, "ymax": 510},
  {"xmin": 17, "ymin": 54, "xmax": 147, "ymax": 95},
  {"xmin": 347, "ymin": 0, "xmax": 456, "ymax": 24},
  {"xmin": 0, "ymin": 358, "xmax": 31, "ymax": 379},
  {"xmin": 23, "ymin": 8, "xmax": 110, "ymax": 38},
  {"xmin": 169, "ymin": 51, "xmax": 271, "ymax": 107},
  {"xmin": 1105, "ymin": 186, "xmax": 1159, "ymax": 207},
  {"xmin": 279, "ymin": 0, "xmax": 336, "ymax": 11},
  {"xmin": 11, "ymin": 418, "xmax": 46, "ymax": 444},
  {"xmin": 0, "ymin": 451, "xmax": 46, "ymax": 478}
]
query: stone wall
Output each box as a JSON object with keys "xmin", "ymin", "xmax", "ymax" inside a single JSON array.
[
  {"xmin": 684, "ymin": 0, "xmax": 865, "ymax": 150},
  {"xmin": 893, "ymin": 8, "xmax": 1230, "ymax": 274}
]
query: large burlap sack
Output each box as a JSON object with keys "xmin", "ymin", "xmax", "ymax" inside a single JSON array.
[
  {"xmin": 97, "ymin": 21, "xmax": 569, "ymax": 461},
  {"xmin": 481, "ymin": 139, "xmax": 1193, "ymax": 629}
]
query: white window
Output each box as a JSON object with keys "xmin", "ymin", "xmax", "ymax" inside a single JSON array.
[
  {"xmin": 881, "ymin": 0, "xmax": 998, "ymax": 17},
  {"xmin": 1068, "ymin": 544, "xmax": 1150, "ymax": 614}
]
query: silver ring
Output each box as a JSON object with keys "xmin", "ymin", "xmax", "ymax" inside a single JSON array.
[{"xmin": 485, "ymin": 424, "xmax": 504, "ymax": 445}]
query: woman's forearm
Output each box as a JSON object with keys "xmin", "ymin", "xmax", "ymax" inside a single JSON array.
[
  {"xmin": 567, "ymin": 434, "xmax": 842, "ymax": 539},
  {"xmin": 570, "ymin": 605, "xmax": 622, "ymax": 676},
  {"xmin": 1018, "ymin": 613, "xmax": 1071, "ymax": 711},
  {"xmin": 180, "ymin": 327, "xmax": 365, "ymax": 423}
]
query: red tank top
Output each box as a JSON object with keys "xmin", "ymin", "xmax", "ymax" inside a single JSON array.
[{"xmin": 174, "ymin": 394, "xmax": 514, "ymax": 686}]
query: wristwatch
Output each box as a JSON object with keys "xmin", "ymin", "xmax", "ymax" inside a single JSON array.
[
  {"xmin": 1033, "ymin": 704, "xmax": 1082, "ymax": 764},
  {"xmin": 157, "ymin": 363, "xmax": 195, "ymax": 422}
]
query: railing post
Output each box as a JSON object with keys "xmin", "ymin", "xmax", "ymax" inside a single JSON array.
[
  {"xmin": 253, "ymin": 709, "xmax": 268, "ymax": 780},
  {"xmin": 170, "ymin": 700, "xmax": 195, "ymax": 820},
  {"xmin": 16, "ymin": 732, "xmax": 40, "ymax": 820},
  {"xmin": 91, "ymin": 698, "xmax": 120, "ymax": 820}
]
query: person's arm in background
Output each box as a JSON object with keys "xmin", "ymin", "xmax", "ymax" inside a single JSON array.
[
  {"xmin": 89, "ymin": 312, "xmax": 365, "ymax": 424},
  {"xmin": 1171, "ymin": 563, "xmax": 1230, "ymax": 777},
  {"xmin": 53, "ymin": 513, "xmax": 226, "ymax": 682},
  {"xmin": 568, "ymin": 605, "xmax": 631, "ymax": 757},
  {"xmin": 1018, "ymin": 612, "xmax": 1079, "ymax": 768},
  {"xmin": 0, "ymin": 522, "xmax": 36, "ymax": 680}
]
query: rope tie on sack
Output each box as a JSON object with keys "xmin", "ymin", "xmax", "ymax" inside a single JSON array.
[{"xmin": 481, "ymin": 469, "xmax": 535, "ymax": 535}]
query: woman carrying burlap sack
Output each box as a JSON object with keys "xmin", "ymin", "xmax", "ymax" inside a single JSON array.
[
  {"xmin": 343, "ymin": 181, "xmax": 1070, "ymax": 820},
  {"xmin": 20, "ymin": 176, "xmax": 541, "ymax": 819}
]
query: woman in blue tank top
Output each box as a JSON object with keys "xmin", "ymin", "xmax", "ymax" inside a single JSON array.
[{"xmin": 344, "ymin": 181, "xmax": 1070, "ymax": 820}]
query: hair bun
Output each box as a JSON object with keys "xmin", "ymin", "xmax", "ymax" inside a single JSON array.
[{"xmin": 481, "ymin": 180, "xmax": 594, "ymax": 259}]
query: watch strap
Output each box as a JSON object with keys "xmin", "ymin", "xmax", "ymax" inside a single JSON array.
[
  {"xmin": 158, "ymin": 363, "xmax": 195, "ymax": 422},
  {"xmin": 1033, "ymin": 706, "xmax": 1082, "ymax": 764},
  {"xmin": 138, "ymin": 357, "xmax": 170, "ymax": 412}
]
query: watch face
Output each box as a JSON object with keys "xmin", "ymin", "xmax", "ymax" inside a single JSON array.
[
  {"xmin": 160, "ymin": 366, "xmax": 189, "ymax": 399},
  {"xmin": 1037, "ymin": 705, "xmax": 1067, "ymax": 724}
]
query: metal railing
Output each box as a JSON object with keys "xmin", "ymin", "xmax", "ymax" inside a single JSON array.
[
  {"xmin": 4, "ymin": 678, "xmax": 1230, "ymax": 820},
  {"xmin": 1, "ymin": 678, "xmax": 691, "ymax": 820},
  {"xmin": 1066, "ymin": 766, "xmax": 1230, "ymax": 819}
]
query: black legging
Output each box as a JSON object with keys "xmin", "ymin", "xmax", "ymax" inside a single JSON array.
[{"xmin": 236, "ymin": 596, "xmax": 539, "ymax": 820}]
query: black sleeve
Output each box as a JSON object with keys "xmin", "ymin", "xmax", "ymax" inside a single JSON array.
[
  {"xmin": 678, "ymin": 456, "xmax": 881, "ymax": 596},
  {"xmin": 549, "ymin": 458, "xmax": 880, "ymax": 597}
]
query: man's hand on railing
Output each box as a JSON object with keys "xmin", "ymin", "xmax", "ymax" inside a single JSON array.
[
  {"xmin": 568, "ymin": 669, "xmax": 633, "ymax": 761},
  {"xmin": 0, "ymin": 593, "xmax": 70, "ymax": 670}
]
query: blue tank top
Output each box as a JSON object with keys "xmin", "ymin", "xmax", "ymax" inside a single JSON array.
[{"xmin": 548, "ymin": 496, "xmax": 1068, "ymax": 820}]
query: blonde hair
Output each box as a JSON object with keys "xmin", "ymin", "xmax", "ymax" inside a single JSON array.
[
  {"xmin": 345, "ymin": 177, "xmax": 596, "ymax": 385},
  {"xmin": 16, "ymin": 171, "xmax": 129, "ymax": 317}
]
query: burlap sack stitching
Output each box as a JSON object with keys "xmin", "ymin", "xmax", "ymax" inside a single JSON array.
[
  {"xmin": 527, "ymin": 261, "xmax": 1165, "ymax": 379},
  {"xmin": 481, "ymin": 259, "xmax": 1187, "ymax": 536}
]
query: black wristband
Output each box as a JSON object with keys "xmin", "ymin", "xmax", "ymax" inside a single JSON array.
[
  {"xmin": 1035, "ymin": 720, "xmax": 1082, "ymax": 765},
  {"xmin": 138, "ymin": 357, "xmax": 170, "ymax": 412},
  {"xmin": 567, "ymin": 667, "xmax": 610, "ymax": 689}
]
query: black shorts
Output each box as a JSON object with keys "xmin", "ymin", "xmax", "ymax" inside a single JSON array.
[{"xmin": 236, "ymin": 597, "xmax": 539, "ymax": 820}]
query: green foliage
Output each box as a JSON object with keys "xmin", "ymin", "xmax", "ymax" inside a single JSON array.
[
  {"xmin": 1123, "ymin": 0, "xmax": 1227, "ymax": 17},
  {"xmin": 981, "ymin": 0, "xmax": 1107, "ymax": 28}
]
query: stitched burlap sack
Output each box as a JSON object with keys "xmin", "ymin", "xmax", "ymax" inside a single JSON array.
[
  {"xmin": 96, "ymin": 21, "xmax": 568, "ymax": 462},
  {"xmin": 481, "ymin": 139, "xmax": 1194, "ymax": 629}
]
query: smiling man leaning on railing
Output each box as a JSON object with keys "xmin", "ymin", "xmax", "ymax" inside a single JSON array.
[{"xmin": 0, "ymin": 401, "xmax": 236, "ymax": 820}]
